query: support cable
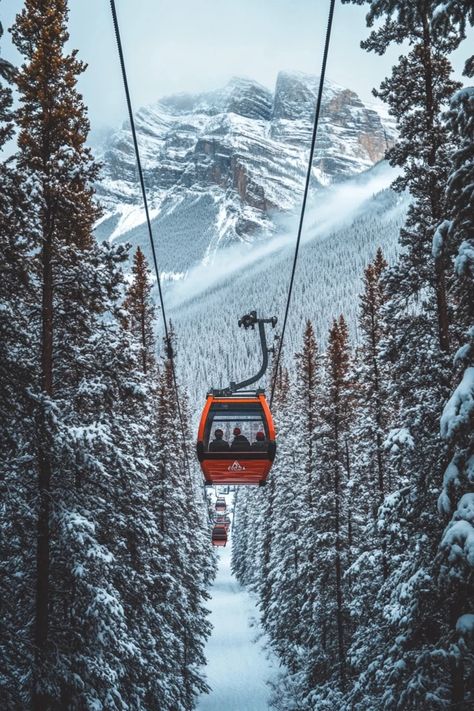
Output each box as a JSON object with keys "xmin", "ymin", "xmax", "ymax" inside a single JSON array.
[
  {"xmin": 270, "ymin": 0, "xmax": 336, "ymax": 408},
  {"xmin": 109, "ymin": 0, "xmax": 191, "ymax": 476}
]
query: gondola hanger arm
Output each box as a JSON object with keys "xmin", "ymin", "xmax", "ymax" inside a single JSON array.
[{"xmin": 211, "ymin": 311, "xmax": 277, "ymax": 396}]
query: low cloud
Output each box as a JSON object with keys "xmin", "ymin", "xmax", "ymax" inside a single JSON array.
[{"xmin": 167, "ymin": 162, "xmax": 400, "ymax": 309}]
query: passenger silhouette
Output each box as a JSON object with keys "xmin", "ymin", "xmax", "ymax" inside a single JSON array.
[
  {"xmin": 251, "ymin": 431, "xmax": 267, "ymax": 451},
  {"xmin": 230, "ymin": 426, "xmax": 250, "ymax": 451},
  {"xmin": 209, "ymin": 428, "xmax": 230, "ymax": 452}
]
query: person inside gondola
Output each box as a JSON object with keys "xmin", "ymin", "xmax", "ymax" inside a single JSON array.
[
  {"xmin": 230, "ymin": 426, "xmax": 250, "ymax": 451},
  {"xmin": 209, "ymin": 428, "xmax": 230, "ymax": 452},
  {"xmin": 251, "ymin": 431, "xmax": 267, "ymax": 451}
]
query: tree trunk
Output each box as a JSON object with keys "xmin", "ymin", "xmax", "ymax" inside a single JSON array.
[
  {"xmin": 140, "ymin": 292, "xmax": 147, "ymax": 375},
  {"xmin": 421, "ymin": 5, "xmax": 450, "ymax": 352},
  {"xmin": 334, "ymin": 459, "xmax": 346, "ymax": 688},
  {"xmin": 334, "ymin": 411, "xmax": 346, "ymax": 687},
  {"xmin": 450, "ymin": 655, "xmax": 464, "ymax": 709},
  {"xmin": 34, "ymin": 231, "xmax": 53, "ymax": 711},
  {"xmin": 435, "ymin": 259, "xmax": 450, "ymax": 352}
]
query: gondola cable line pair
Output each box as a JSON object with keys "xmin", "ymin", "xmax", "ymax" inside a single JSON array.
[{"xmin": 109, "ymin": 0, "xmax": 336, "ymax": 487}]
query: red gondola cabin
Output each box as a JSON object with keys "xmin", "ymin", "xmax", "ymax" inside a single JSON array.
[
  {"xmin": 197, "ymin": 393, "xmax": 276, "ymax": 486},
  {"xmin": 212, "ymin": 525, "xmax": 227, "ymax": 547},
  {"xmin": 215, "ymin": 514, "xmax": 231, "ymax": 531}
]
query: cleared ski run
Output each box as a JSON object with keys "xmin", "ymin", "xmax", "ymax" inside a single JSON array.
[{"xmin": 197, "ymin": 529, "xmax": 277, "ymax": 711}]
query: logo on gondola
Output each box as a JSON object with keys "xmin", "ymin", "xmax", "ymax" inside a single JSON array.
[{"xmin": 228, "ymin": 461, "xmax": 246, "ymax": 472}]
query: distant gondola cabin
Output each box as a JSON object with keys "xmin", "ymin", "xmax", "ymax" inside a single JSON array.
[{"xmin": 212, "ymin": 525, "xmax": 227, "ymax": 547}]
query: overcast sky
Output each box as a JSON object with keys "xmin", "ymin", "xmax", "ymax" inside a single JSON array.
[{"xmin": 1, "ymin": 0, "xmax": 472, "ymax": 138}]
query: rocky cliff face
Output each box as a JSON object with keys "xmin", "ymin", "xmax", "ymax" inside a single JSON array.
[{"xmin": 95, "ymin": 72, "xmax": 394, "ymax": 260}]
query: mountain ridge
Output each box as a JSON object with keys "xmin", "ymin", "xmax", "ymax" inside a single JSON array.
[{"xmin": 95, "ymin": 71, "xmax": 395, "ymax": 268}]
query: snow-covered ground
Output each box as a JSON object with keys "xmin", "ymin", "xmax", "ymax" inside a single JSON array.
[{"xmin": 197, "ymin": 523, "xmax": 277, "ymax": 711}]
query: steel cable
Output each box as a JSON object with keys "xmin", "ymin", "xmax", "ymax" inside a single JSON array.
[
  {"xmin": 270, "ymin": 0, "xmax": 336, "ymax": 408},
  {"xmin": 110, "ymin": 0, "xmax": 192, "ymax": 478}
]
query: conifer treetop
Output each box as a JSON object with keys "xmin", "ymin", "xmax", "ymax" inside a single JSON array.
[{"xmin": 11, "ymin": 0, "xmax": 100, "ymax": 249}]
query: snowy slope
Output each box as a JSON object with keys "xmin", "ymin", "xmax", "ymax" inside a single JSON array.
[
  {"xmin": 198, "ymin": 510, "xmax": 276, "ymax": 711},
  {"xmin": 164, "ymin": 161, "xmax": 408, "ymax": 411},
  {"xmin": 91, "ymin": 72, "xmax": 405, "ymax": 419}
]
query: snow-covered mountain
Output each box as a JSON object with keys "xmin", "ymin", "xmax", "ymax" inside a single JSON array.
[
  {"xmin": 166, "ymin": 162, "xmax": 408, "ymax": 412},
  {"xmin": 95, "ymin": 72, "xmax": 395, "ymax": 268},
  {"xmin": 92, "ymin": 72, "xmax": 404, "ymax": 414}
]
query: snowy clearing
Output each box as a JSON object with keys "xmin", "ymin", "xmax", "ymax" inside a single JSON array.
[{"xmin": 197, "ymin": 528, "xmax": 277, "ymax": 711}]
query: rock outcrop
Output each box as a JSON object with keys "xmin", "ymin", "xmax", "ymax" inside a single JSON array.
[{"xmin": 96, "ymin": 72, "xmax": 394, "ymax": 252}]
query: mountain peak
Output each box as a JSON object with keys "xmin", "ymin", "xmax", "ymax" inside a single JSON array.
[
  {"xmin": 157, "ymin": 77, "xmax": 272, "ymax": 121},
  {"xmin": 96, "ymin": 72, "xmax": 394, "ymax": 258}
]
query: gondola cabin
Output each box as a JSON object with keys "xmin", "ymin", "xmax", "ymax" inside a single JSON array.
[
  {"xmin": 197, "ymin": 393, "xmax": 276, "ymax": 486},
  {"xmin": 215, "ymin": 514, "xmax": 231, "ymax": 531},
  {"xmin": 212, "ymin": 524, "xmax": 227, "ymax": 547},
  {"xmin": 215, "ymin": 497, "xmax": 227, "ymax": 512}
]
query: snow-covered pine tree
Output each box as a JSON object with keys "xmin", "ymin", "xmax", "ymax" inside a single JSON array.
[
  {"xmin": 355, "ymin": 248, "xmax": 389, "ymax": 503},
  {"xmin": 294, "ymin": 321, "xmax": 320, "ymax": 484},
  {"xmin": 265, "ymin": 317, "xmax": 353, "ymax": 709},
  {"xmin": 59, "ymin": 270, "xmax": 166, "ymax": 709},
  {"xmin": 343, "ymin": 0, "xmax": 463, "ymax": 352},
  {"xmin": 0, "ymin": 15, "xmax": 39, "ymax": 708},
  {"xmin": 10, "ymin": 1, "xmax": 164, "ymax": 697},
  {"xmin": 11, "ymin": 1, "xmax": 104, "ymax": 700},
  {"xmin": 435, "ymin": 84, "xmax": 474, "ymax": 709},
  {"xmin": 122, "ymin": 246, "xmax": 157, "ymax": 375},
  {"xmin": 261, "ymin": 393, "xmax": 306, "ymax": 674},
  {"xmin": 340, "ymin": 2, "xmax": 472, "ymax": 707},
  {"xmin": 342, "ymin": 249, "xmax": 400, "ymax": 706},
  {"xmin": 317, "ymin": 316, "xmax": 352, "ymax": 692},
  {"xmin": 173, "ymin": 369, "xmax": 215, "ymax": 710},
  {"xmin": 149, "ymin": 344, "xmax": 212, "ymax": 709},
  {"xmin": 5, "ymin": 2, "xmax": 213, "ymax": 707},
  {"xmin": 253, "ymin": 466, "xmax": 277, "ymax": 614},
  {"xmin": 292, "ymin": 322, "xmax": 327, "ymax": 689},
  {"xmin": 231, "ymin": 488, "xmax": 255, "ymax": 585},
  {"xmin": 346, "ymin": 248, "xmax": 390, "ymax": 595}
]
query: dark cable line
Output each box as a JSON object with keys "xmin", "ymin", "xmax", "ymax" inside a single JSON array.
[
  {"xmin": 109, "ymin": 0, "xmax": 192, "ymax": 477},
  {"xmin": 111, "ymin": 0, "xmax": 336, "ymax": 472},
  {"xmin": 270, "ymin": 0, "xmax": 336, "ymax": 408}
]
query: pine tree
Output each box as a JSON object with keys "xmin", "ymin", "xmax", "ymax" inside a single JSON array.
[
  {"xmin": 261, "ymin": 397, "xmax": 306, "ymax": 672},
  {"xmin": 0, "ymin": 16, "xmax": 39, "ymax": 709},
  {"xmin": 436, "ymin": 87, "xmax": 474, "ymax": 514},
  {"xmin": 293, "ymin": 322, "xmax": 326, "ymax": 686},
  {"xmin": 11, "ymin": 4, "xmax": 101, "ymax": 703},
  {"xmin": 234, "ymin": 370, "xmax": 307, "ymax": 677},
  {"xmin": 295, "ymin": 321, "xmax": 320, "ymax": 482},
  {"xmin": 4, "ymin": 2, "xmax": 214, "ymax": 708},
  {"xmin": 343, "ymin": 0, "xmax": 463, "ymax": 352},
  {"xmin": 435, "ymin": 85, "xmax": 474, "ymax": 709},
  {"xmin": 356, "ymin": 249, "xmax": 389, "ymax": 499},
  {"xmin": 322, "ymin": 316, "xmax": 352, "ymax": 688},
  {"xmin": 122, "ymin": 246, "xmax": 157, "ymax": 375},
  {"xmin": 350, "ymin": 249, "xmax": 391, "ymax": 579},
  {"xmin": 340, "ymin": 3, "xmax": 472, "ymax": 707},
  {"xmin": 146, "ymin": 340, "xmax": 212, "ymax": 710},
  {"xmin": 232, "ymin": 488, "xmax": 255, "ymax": 585}
]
